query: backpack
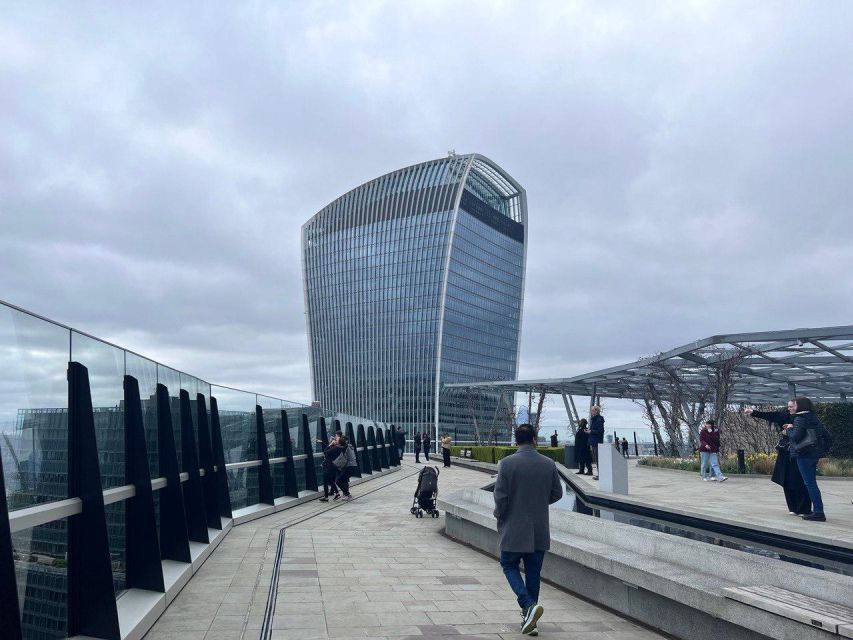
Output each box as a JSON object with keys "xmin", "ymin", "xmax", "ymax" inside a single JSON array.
[{"xmin": 332, "ymin": 450, "xmax": 348, "ymax": 471}]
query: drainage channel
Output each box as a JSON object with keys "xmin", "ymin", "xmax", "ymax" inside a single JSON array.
[
  {"xmin": 470, "ymin": 463, "xmax": 853, "ymax": 577},
  {"xmin": 257, "ymin": 467, "xmax": 422, "ymax": 640}
]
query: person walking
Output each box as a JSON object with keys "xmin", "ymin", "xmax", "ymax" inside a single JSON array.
[
  {"xmin": 335, "ymin": 435, "xmax": 357, "ymax": 501},
  {"xmin": 744, "ymin": 402, "xmax": 812, "ymax": 516},
  {"xmin": 786, "ymin": 397, "xmax": 831, "ymax": 521},
  {"xmin": 698, "ymin": 420, "xmax": 727, "ymax": 482},
  {"xmin": 393, "ymin": 426, "xmax": 405, "ymax": 460},
  {"xmin": 414, "ymin": 430, "xmax": 422, "ymax": 463},
  {"xmin": 621, "ymin": 437, "xmax": 629, "ymax": 458},
  {"xmin": 441, "ymin": 433, "xmax": 453, "ymax": 468},
  {"xmin": 589, "ymin": 405, "xmax": 605, "ymax": 480},
  {"xmin": 318, "ymin": 435, "xmax": 344, "ymax": 502},
  {"xmin": 422, "ymin": 431, "xmax": 432, "ymax": 461},
  {"xmin": 493, "ymin": 423, "xmax": 563, "ymax": 636},
  {"xmin": 574, "ymin": 419, "xmax": 593, "ymax": 475}
]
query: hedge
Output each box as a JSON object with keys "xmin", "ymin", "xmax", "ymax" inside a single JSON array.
[
  {"xmin": 816, "ymin": 402, "xmax": 853, "ymax": 458},
  {"xmin": 638, "ymin": 453, "xmax": 853, "ymax": 477},
  {"xmin": 450, "ymin": 445, "xmax": 565, "ymax": 465}
]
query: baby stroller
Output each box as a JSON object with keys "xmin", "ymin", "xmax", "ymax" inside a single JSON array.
[{"xmin": 410, "ymin": 466, "xmax": 440, "ymax": 518}]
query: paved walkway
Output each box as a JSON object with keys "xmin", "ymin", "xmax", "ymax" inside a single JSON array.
[
  {"xmin": 143, "ymin": 461, "xmax": 664, "ymax": 639},
  {"xmin": 573, "ymin": 461, "xmax": 853, "ymax": 549}
]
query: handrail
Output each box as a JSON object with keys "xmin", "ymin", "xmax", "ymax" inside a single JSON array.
[
  {"xmin": 9, "ymin": 498, "xmax": 83, "ymax": 534},
  {"xmin": 103, "ymin": 484, "xmax": 136, "ymax": 506},
  {"xmin": 225, "ymin": 460, "xmax": 263, "ymax": 470}
]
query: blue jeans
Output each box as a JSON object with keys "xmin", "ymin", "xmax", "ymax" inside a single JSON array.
[
  {"xmin": 700, "ymin": 451, "xmax": 724, "ymax": 479},
  {"xmin": 795, "ymin": 457, "xmax": 824, "ymax": 514},
  {"xmin": 499, "ymin": 550, "xmax": 545, "ymax": 610}
]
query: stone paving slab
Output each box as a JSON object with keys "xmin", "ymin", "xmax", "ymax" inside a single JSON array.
[{"xmin": 144, "ymin": 462, "xmax": 664, "ymax": 639}]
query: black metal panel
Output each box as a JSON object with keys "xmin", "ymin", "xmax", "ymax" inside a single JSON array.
[
  {"xmin": 319, "ymin": 417, "xmax": 329, "ymax": 446},
  {"xmin": 196, "ymin": 394, "xmax": 220, "ymax": 529},
  {"xmin": 255, "ymin": 406, "xmax": 274, "ymax": 505},
  {"xmin": 333, "ymin": 419, "xmax": 342, "ymax": 438},
  {"xmin": 301, "ymin": 414, "xmax": 319, "ymax": 491},
  {"xmin": 387, "ymin": 428, "xmax": 400, "ymax": 467},
  {"xmin": 367, "ymin": 427, "xmax": 381, "ymax": 472},
  {"xmin": 376, "ymin": 429, "xmax": 389, "ymax": 468},
  {"xmin": 179, "ymin": 390, "xmax": 209, "ymax": 544},
  {"xmin": 67, "ymin": 362, "xmax": 121, "ymax": 639},
  {"xmin": 345, "ymin": 422, "xmax": 361, "ymax": 478},
  {"xmin": 280, "ymin": 411, "xmax": 299, "ymax": 498},
  {"xmin": 157, "ymin": 384, "xmax": 191, "ymax": 561},
  {"xmin": 0, "ymin": 440, "xmax": 22, "ymax": 639},
  {"xmin": 124, "ymin": 375, "xmax": 165, "ymax": 592},
  {"xmin": 356, "ymin": 424, "xmax": 372, "ymax": 475},
  {"xmin": 209, "ymin": 397, "xmax": 233, "ymax": 518}
]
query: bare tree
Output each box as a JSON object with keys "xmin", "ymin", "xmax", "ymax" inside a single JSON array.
[
  {"xmin": 640, "ymin": 382, "xmax": 684, "ymax": 456},
  {"xmin": 637, "ymin": 348, "xmax": 745, "ymax": 456},
  {"xmin": 533, "ymin": 388, "xmax": 547, "ymax": 436},
  {"xmin": 718, "ymin": 406, "xmax": 779, "ymax": 456}
]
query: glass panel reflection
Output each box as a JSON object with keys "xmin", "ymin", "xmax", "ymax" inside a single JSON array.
[
  {"xmin": 212, "ymin": 386, "xmax": 257, "ymax": 509},
  {"xmin": 13, "ymin": 520, "xmax": 68, "ymax": 639},
  {"xmin": 0, "ymin": 307, "xmax": 69, "ymax": 511}
]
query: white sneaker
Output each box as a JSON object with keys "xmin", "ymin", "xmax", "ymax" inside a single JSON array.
[
  {"xmin": 719, "ymin": 476, "xmax": 728, "ymax": 482},
  {"xmin": 521, "ymin": 604, "xmax": 544, "ymax": 634},
  {"xmin": 702, "ymin": 477, "xmax": 708, "ymax": 482},
  {"xmin": 710, "ymin": 477, "xmax": 718, "ymax": 481}
]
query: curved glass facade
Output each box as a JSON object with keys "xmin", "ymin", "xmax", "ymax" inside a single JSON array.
[{"xmin": 302, "ymin": 154, "xmax": 527, "ymax": 443}]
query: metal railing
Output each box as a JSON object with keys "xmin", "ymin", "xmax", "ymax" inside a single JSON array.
[{"xmin": 0, "ymin": 299, "xmax": 400, "ymax": 640}]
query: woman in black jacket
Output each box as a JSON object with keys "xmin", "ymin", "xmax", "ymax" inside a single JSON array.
[
  {"xmin": 745, "ymin": 401, "xmax": 811, "ymax": 515},
  {"xmin": 319, "ymin": 436, "xmax": 345, "ymax": 502},
  {"xmin": 785, "ymin": 397, "xmax": 828, "ymax": 521},
  {"xmin": 574, "ymin": 418, "xmax": 593, "ymax": 475}
]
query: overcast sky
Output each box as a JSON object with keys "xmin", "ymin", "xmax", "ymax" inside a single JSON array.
[{"xmin": 2, "ymin": 2, "xmax": 851, "ymax": 432}]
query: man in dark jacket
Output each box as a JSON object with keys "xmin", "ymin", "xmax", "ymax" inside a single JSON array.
[
  {"xmin": 745, "ymin": 401, "xmax": 811, "ymax": 515},
  {"xmin": 393, "ymin": 426, "xmax": 405, "ymax": 460},
  {"xmin": 422, "ymin": 431, "xmax": 431, "ymax": 461},
  {"xmin": 414, "ymin": 431, "xmax": 422, "ymax": 463},
  {"xmin": 589, "ymin": 405, "xmax": 605, "ymax": 479},
  {"xmin": 493, "ymin": 423, "xmax": 563, "ymax": 635}
]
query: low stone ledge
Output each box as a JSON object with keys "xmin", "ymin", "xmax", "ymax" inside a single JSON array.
[{"xmin": 438, "ymin": 487, "xmax": 853, "ymax": 640}]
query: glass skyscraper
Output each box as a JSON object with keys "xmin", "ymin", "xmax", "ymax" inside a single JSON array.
[{"xmin": 302, "ymin": 153, "xmax": 526, "ymax": 443}]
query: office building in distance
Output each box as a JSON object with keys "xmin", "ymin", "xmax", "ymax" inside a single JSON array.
[{"xmin": 302, "ymin": 153, "xmax": 527, "ymax": 444}]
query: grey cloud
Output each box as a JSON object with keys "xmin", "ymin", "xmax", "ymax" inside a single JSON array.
[{"xmin": 1, "ymin": 1, "xmax": 852, "ymax": 429}]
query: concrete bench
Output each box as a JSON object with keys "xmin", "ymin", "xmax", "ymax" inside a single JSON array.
[
  {"xmin": 439, "ymin": 486, "xmax": 853, "ymax": 640},
  {"xmin": 725, "ymin": 585, "xmax": 853, "ymax": 637}
]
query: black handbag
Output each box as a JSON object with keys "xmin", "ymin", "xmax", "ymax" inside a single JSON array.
[{"xmin": 789, "ymin": 428, "xmax": 818, "ymax": 454}]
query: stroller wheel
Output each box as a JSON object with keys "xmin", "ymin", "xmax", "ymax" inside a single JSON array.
[
  {"xmin": 433, "ymin": 510, "xmax": 439, "ymax": 518},
  {"xmin": 410, "ymin": 507, "xmax": 417, "ymax": 515}
]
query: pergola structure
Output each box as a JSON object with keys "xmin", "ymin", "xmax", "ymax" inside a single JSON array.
[{"xmin": 444, "ymin": 326, "xmax": 853, "ymax": 426}]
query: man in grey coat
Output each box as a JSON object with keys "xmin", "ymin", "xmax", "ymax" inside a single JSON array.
[{"xmin": 493, "ymin": 424, "xmax": 564, "ymax": 635}]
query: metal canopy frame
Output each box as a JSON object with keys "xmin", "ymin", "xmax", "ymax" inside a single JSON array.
[{"xmin": 444, "ymin": 326, "xmax": 853, "ymax": 404}]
